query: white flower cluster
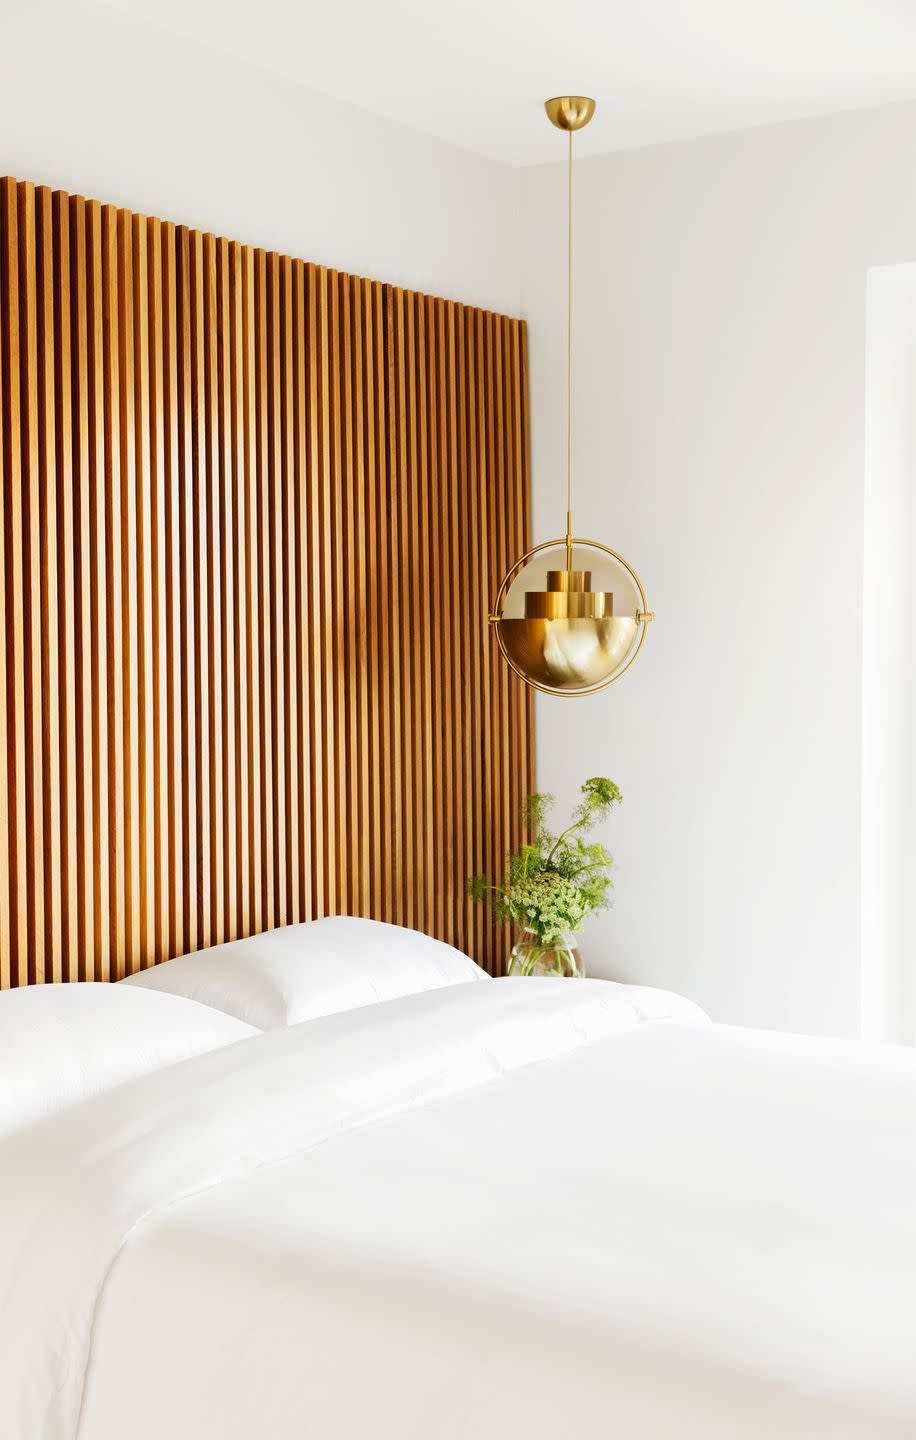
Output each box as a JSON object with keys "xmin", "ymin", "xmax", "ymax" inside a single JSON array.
[{"xmin": 507, "ymin": 872, "xmax": 588, "ymax": 945}]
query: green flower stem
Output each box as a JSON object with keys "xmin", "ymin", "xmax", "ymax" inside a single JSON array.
[{"xmin": 544, "ymin": 819, "xmax": 586, "ymax": 869}]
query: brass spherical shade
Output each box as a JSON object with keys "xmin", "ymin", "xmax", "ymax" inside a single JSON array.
[{"xmin": 491, "ymin": 539, "xmax": 652, "ymax": 696}]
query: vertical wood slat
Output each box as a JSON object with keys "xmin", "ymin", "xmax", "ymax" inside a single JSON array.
[
  {"xmin": 160, "ymin": 220, "xmax": 182, "ymax": 962},
  {"xmin": 206, "ymin": 235, "xmax": 222, "ymax": 941},
  {"xmin": 241, "ymin": 245, "xmax": 260, "ymax": 938},
  {"xmin": 20, "ymin": 184, "xmax": 46, "ymax": 983},
  {"xmin": 54, "ymin": 195, "xmax": 76, "ymax": 981},
  {"xmin": 35, "ymin": 189, "xmax": 61, "ymax": 980},
  {"xmin": 227, "ymin": 240, "xmax": 247, "ymax": 936},
  {"xmin": 304, "ymin": 263, "xmax": 323, "ymax": 921},
  {"xmin": 119, "ymin": 208, "xmax": 141, "ymax": 975},
  {"xmin": 68, "ymin": 195, "xmax": 91, "ymax": 977},
  {"xmin": 0, "ymin": 179, "xmax": 20, "ymax": 985},
  {"xmin": 291, "ymin": 259, "xmax": 311, "ymax": 923},
  {"xmin": 254, "ymin": 248, "xmax": 274, "ymax": 933},
  {"xmin": 0, "ymin": 196, "xmax": 7, "ymax": 986},
  {"xmin": 217, "ymin": 237, "xmax": 238, "ymax": 943},
  {"xmin": 146, "ymin": 215, "xmax": 166, "ymax": 965},
  {"xmin": 102, "ymin": 204, "xmax": 124, "ymax": 980},
  {"xmin": 0, "ymin": 174, "xmax": 532, "ymax": 986}
]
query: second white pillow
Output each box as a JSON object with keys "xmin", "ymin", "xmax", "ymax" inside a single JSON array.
[{"xmin": 121, "ymin": 917, "xmax": 488, "ymax": 1029}]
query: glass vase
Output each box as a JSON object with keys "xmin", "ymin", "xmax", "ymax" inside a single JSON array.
[{"xmin": 507, "ymin": 931, "xmax": 584, "ymax": 978}]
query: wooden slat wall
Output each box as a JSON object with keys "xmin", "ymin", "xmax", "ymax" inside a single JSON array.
[{"xmin": 0, "ymin": 176, "xmax": 533, "ymax": 986}]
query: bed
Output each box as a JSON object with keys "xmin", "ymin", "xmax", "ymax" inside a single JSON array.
[
  {"xmin": 3, "ymin": 958, "xmax": 916, "ymax": 1440},
  {"xmin": 2, "ymin": 171, "xmax": 915, "ymax": 1440}
]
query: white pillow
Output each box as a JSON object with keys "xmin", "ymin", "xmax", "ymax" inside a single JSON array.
[
  {"xmin": 0, "ymin": 983, "xmax": 257, "ymax": 1140},
  {"xmin": 121, "ymin": 916, "xmax": 488, "ymax": 1029}
]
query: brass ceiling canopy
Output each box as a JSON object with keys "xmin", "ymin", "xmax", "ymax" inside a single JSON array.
[
  {"xmin": 489, "ymin": 97, "xmax": 653, "ymax": 696},
  {"xmin": 544, "ymin": 95, "xmax": 596, "ymax": 132}
]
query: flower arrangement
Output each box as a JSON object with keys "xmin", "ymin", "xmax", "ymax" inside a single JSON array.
[{"xmin": 468, "ymin": 777, "xmax": 621, "ymax": 977}]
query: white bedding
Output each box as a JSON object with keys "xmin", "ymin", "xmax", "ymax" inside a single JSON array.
[{"xmin": 3, "ymin": 977, "xmax": 916, "ymax": 1439}]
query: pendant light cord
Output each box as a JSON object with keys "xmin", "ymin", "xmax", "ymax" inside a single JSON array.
[{"xmin": 566, "ymin": 126, "xmax": 573, "ymax": 572}]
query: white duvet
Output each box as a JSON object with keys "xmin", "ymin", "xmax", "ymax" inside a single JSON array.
[{"xmin": 3, "ymin": 977, "xmax": 916, "ymax": 1440}]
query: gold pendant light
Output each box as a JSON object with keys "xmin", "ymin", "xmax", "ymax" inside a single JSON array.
[{"xmin": 489, "ymin": 96, "xmax": 654, "ymax": 696}]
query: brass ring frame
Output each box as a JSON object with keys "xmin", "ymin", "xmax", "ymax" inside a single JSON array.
[{"xmin": 489, "ymin": 537, "xmax": 654, "ymax": 697}]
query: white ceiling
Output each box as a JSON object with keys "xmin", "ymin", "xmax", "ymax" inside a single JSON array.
[{"xmin": 105, "ymin": 0, "xmax": 916, "ymax": 165}]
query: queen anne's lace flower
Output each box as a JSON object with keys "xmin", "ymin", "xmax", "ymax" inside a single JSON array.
[{"xmin": 505, "ymin": 872, "xmax": 589, "ymax": 945}]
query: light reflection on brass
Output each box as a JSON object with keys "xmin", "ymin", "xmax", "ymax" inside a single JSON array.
[{"xmin": 499, "ymin": 616, "xmax": 638, "ymax": 691}]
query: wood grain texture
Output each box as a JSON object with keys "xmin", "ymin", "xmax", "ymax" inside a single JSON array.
[{"xmin": 0, "ymin": 176, "xmax": 533, "ymax": 985}]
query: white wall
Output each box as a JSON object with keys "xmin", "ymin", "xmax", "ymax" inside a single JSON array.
[
  {"xmin": 0, "ymin": 1, "xmax": 520, "ymax": 316},
  {"xmin": 522, "ymin": 101, "xmax": 916, "ymax": 1036},
  {"xmin": 862, "ymin": 262, "xmax": 916, "ymax": 1045}
]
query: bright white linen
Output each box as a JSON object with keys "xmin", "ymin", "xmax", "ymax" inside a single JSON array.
[
  {"xmin": 121, "ymin": 915, "xmax": 487, "ymax": 1027},
  {"xmin": 0, "ymin": 977, "xmax": 679, "ymax": 1440},
  {"xmin": 6, "ymin": 979, "xmax": 916, "ymax": 1439},
  {"xmin": 0, "ymin": 982, "xmax": 256, "ymax": 1139}
]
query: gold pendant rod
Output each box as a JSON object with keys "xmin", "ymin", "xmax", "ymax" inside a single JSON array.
[
  {"xmin": 544, "ymin": 98, "xmax": 595, "ymax": 571},
  {"xmin": 566, "ymin": 124, "xmax": 573, "ymax": 574},
  {"xmin": 544, "ymin": 97, "xmax": 593, "ymax": 573}
]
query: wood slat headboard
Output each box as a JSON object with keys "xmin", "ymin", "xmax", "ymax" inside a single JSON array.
[{"xmin": 0, "ymin": 176, "xmax": 533, "ymax": 986}]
